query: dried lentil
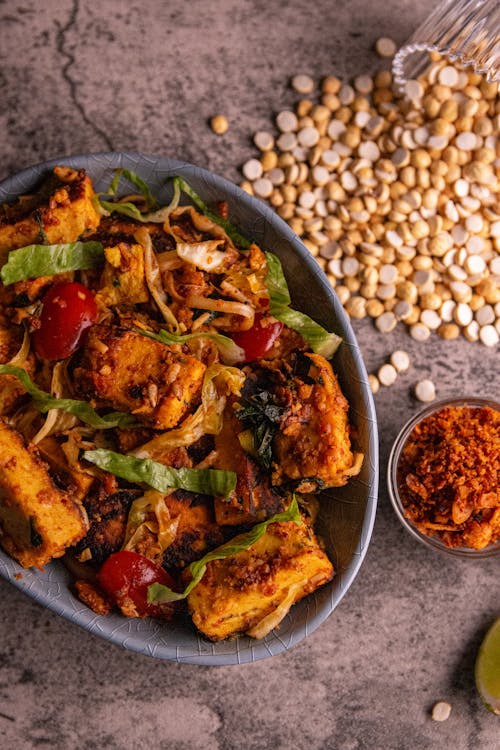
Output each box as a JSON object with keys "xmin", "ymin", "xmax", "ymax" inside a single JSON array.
[
  {"xmin": 210, "ymin": 114, "xmax": 229, "ymax": 134},
  {"xmin": 239, "ymin": 51, "xmax": 500, "ymax": 346}
]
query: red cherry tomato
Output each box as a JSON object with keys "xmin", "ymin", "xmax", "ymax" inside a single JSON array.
[
  {"xmin": 231, "ymin": 313, "xmax": 283, "ymax": 362},
  {"xmin": 33, "ymin": 281, "xmax": 98, "ymax": 360},
  {"xmin": 97, "ymin": 551, "xmax": 177, "ymax": 619}
]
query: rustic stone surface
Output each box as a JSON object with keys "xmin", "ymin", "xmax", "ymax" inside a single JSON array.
[{"xmin": 0, "ymin": 2, "xmax": 498, "ymax": 749}]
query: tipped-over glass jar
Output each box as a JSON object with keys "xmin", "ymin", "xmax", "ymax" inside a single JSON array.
[{"xmin": 393, "ymin": 0, "xmax": 500, "ymax": 89}]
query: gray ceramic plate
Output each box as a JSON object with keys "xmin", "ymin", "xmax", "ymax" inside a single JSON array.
[{"xmin": 0, "ymin": 152, "xmax": 378, "ymax": 664}]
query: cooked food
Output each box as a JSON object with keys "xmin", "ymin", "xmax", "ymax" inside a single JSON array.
[
  {"xmin": 0, "ymin": 166, "xmax": 362, "ymax": 640},
  {"xmin": 396, "ymin": 404, "xmax": 500, "ymax": 550},
  {"xmin": 186, "ymin": 517, "xmax": 333, "ymax": 642},
  {"xmin": 0, "ymin": 166, "xmax": 100, "ymax": 259},
  {"xmin": 74, "ymin": 323, "xmax": 206, "ymax": 429},
  {"xmin": 0, "ymin": 418, "xmax": 88, "ymax": 567}
]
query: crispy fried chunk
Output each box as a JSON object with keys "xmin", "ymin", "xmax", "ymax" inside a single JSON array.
[
  {"xmin": 0, "ymin": 419, "xmax": 88, "ymax": 568},
  {"xmin": 74, "ymin": 579, "xmax": 112, "ymax": 616},
  {"xmin": 95, "ymin": 243, "xmax": 149, "ymax": 309},
  {"xmin": 0, "ymin": 167, "xmax": 101, "ymax": 261},
  {"xmin": 237, "ymin": 352, "xmax": 361, "ymax": 492},
  {"xmin": 162, "ymin": 492, "xmax": 224, "ymax": 570},
  {"xmin": 74, "ymin": 487, "xmax": 138, "ymax": 565},
  {"xmin": 272, "ymin": 352, "xmax": 361, "ymax": 491},
  {"xmin": 186, "ymin": 517, "xmax": 333, "ymax": 641},
  {"xmin": 74, "ymin": 322, "xmax": 206, "ymax": 429}
]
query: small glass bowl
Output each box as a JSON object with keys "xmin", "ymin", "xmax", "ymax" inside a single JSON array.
[{"xmin": 387, "ymin": 397, "xmax": 500, "ymax": 558}]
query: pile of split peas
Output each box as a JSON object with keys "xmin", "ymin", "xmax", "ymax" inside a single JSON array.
[{"xmin": 233, "ymin": 38, "xmax": 499, "ymax": 398}]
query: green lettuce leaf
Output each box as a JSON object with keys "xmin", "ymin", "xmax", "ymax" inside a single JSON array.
[
  {"xmin": 148, "ymin": 496, "xmax": 302, "ymax": 603},
  {"xmin": 264, "ymin": 251, "xmax": 291, "ymax": 307},
  {"xmin": 171, "ymin": 176, "xmax": 251, "ymax": 250},
  {"xmin": 98, "ymin": 199, "xmax": 146, "ymax": 222},
  {"xmin": 99, "ymin": 176, "xmax": 180, "ymax": 224},
  {"xmin": 0, "ymin": 241, "xmax": 104, "ymax": 285},
  {"xmin": 83, "ymin": 448, "xmax": 237, "ymax": 496},
  {"xmin": 265, "ymin": 252, "xmax": 342, "ymax": 358},
  {"xmin": 136, "ymin": 327, "xmax": 245, "ymax": 365},
  {"xmin": 0, "ymin": 365, "xmax": 135, "ymax": 428},
  {"xmin": 106, "ymin": 168, "xmax": 159, "ymax": 210}
]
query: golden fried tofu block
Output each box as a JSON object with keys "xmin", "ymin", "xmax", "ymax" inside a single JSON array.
[
  {"xmin": 95, "ymin": 243, "xmax": 149, "ymax": 309},
  {"xmin": 187, "ymin": 518, "xmax": 333, "ymax": 641},
  {"xmin": 74, "ymin": 323, "xmax": 206, "ymax": 430},
  {"xmin": 0, "ymin": 419, "xmax": 88, "ymax": 568},
  {"xmin": 0, "ymin": 166, "xmax": 101, "ymax": 261},
  {"xmin": 272, "ymin": 352, "xmax": 362, "ymax": 491}
]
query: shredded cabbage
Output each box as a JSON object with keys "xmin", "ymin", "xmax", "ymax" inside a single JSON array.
[
  {"xmin": 122, "ymin": 490, "xmax": 179, "ymax": 564},
  {"xmin": 31, "ymin": 362, "xmax": 79, "ymax": 444},
  {"xmin": 185, "ymin": 294, "xmax": 255, "ymax": 329},
  {"xmin": 132, "ymin": 363, "xmax": 245, "ymax": 459},
  {"xmin": 176, "ymin": 240, "xmax": 227, "ymax": 271},
  {"xmin": 7, "ymin": 326, "xmax": 30, "ymax": 366},
  {"xmin": 134, "ymin": 227, "xmax": 180, "ymax": 332},
  {"xmin": 245, "ymin": 582, "xmax": 304, "ymax": 639},
  {"xmin": 170, "ymin": 177, "xmax": 251, "ymax": 249},
  {"xmin": 99, "ymin": 170, "xmax": 181, "ymax": 223}
]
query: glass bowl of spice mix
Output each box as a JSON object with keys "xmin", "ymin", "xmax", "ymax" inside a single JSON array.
[{"xmin": 387, "ymin": 398, "xmax": 500, "ymax": 558}]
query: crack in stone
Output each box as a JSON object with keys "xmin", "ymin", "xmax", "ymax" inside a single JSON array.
[
  {"xmin": 0, "ymin": 710, "xmax": 16, "ymax": 722},
  {"xmin": 56, "ymin": 0, "xmax": 113, "ymax": 151}
]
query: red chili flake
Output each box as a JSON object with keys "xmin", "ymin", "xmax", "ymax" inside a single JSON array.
[{"xmin": 396, "ymin": 405, "xmax": 500, "ymax": 550}]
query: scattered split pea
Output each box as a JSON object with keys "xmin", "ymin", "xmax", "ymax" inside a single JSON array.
[{"xmin": 240, "ymin": 43, "xmax": 499, "ymax": 348}]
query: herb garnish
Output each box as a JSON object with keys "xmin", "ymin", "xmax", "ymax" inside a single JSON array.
[{"xmin": 236, "ymin": 390, "xmax": 286, "ymax": 470}]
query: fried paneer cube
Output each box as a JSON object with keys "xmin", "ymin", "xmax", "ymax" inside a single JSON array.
[
  {"xmin": 74, "ymin": 487, "xmax": 137, "ymax": 565},
  {"xmin": 0, "ymin": 166, "xmax": 101, "ymax": 260},
  {"xmin": 74, "ymin": 323, "xmax": 206, "ymax": 429},
  {"xmin": 95, "ymin": 243, "xmax": 149, "ymax": 309},
  {"xmin": 0, "ymin": 419, "xmax": 88, "ymax": 568},
  {"xmin": 186, "ymin": 517, "xmax": 333, "ymax": 641},
  {"xmin": 272, "ymin": 352, "xmax": 362, "ymax": 491}
]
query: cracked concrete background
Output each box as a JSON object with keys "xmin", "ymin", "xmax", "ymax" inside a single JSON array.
[{"xmin": 0, "ymin": 1, "xmax": 499, "ymax": 749}]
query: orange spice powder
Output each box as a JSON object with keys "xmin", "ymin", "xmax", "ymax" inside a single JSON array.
[{"xmin": 397, "ymin": 405, "xmax": 500, "ymax": 550}]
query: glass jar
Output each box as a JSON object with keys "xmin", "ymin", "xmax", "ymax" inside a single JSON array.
[{"xmin": 393, "ymin": 0, "xmax": 500, "ymax": 88}]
